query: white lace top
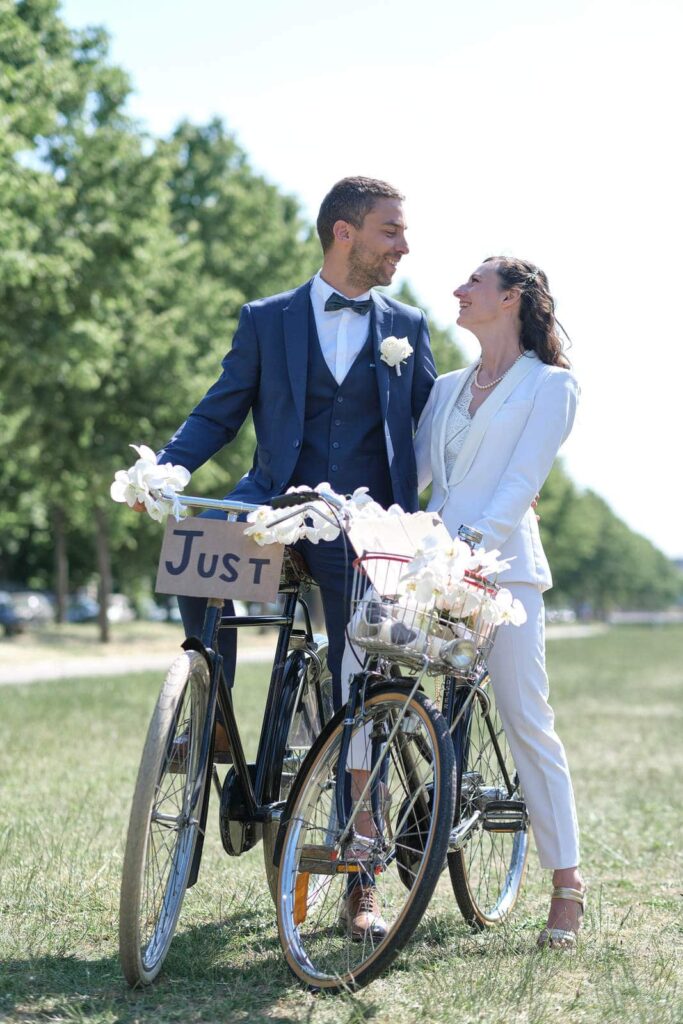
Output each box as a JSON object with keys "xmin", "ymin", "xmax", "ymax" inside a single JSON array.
[{"xmin": 444, "ymin": 370, "xmax": 475, "ymax": 478}]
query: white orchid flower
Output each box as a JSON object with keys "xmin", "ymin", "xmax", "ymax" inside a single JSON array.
[
  {"xmin": 143, "ymin": 492, "xmax": 166, "ymax": 523},
  {"xmin": 302, "ymin": 512, "xmax": 342, "ymax": 544},
  {"xmin": 495, "ymin": 588, "xmax": 528, "ymax": 626},
  {"xmin": 129, "ymin": 443, "xmax": 158, "ymax": 464},
  {"xmin": 243, "ymin": 525, "xmax": 278, "ymax": 546},
  {"xmin": 162, "ymin": 464, "xmax": 191, "ymax": 491},
  {"xmin": 437, "ymin": 581, "xmax": 482, "ymax": 618},
  {"xmin": 271, "ymin": 517, "xmax": 306, "ymax": 545},
  {"xmin": 243, "ymin": 520, "xmax": 278, "ymax": 545},
  {"xmin": 399, "ymin": 566, "xmax": 443, "ymax": 606},
  {"xmin": 244, "ymin": 506, "xmax": 279, "ymax": 545},
  {"xmin": 246, "ymin": 506, "xmax": 272, "ymax": 526},
  {"xmin": 110, "ymin": 469, "xmax": 141, "ymax": 508},
  {"xmin": 111, "ymin": 443, "xmax": 191, "ymax": 521},
  {"xmin": 478, "ymin": 592, "xmax": 504, "ymax": 626},
  {"xmin": 349, "ymin": 499, "xmax": 387, "ymax": 520},
  {"xmin": 345, "ymin": 486, "xmax": 372, "ymax": 508},
  {"xmin": 474, "ymin": 547, "xmax": 515, "ymax": 577}
]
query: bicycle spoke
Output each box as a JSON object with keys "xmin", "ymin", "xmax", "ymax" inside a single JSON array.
[{"xmin": 448, "ymin": 688, "xmax": 528, "ymax": 928}]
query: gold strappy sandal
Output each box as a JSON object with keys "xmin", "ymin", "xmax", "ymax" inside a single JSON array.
[{"xmin": 537, "ymin": 885, "xmax": 585, "ymax": 950}]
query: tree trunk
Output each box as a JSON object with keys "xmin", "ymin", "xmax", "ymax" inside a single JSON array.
[
  {"xmin": 52, "ymin": 504, "xmax": 69, "ymax": 624},
  {"xmin": 95, "ymin": 505, "xmax": 111, "ymax": 644}
]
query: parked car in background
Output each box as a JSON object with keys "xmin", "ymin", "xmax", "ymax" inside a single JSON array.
[
  {"xmin": 10, "ymin": 590, "xmax": 55, "ymax": 626},
  {"xmin": 0, "ymin": 591, "xmax": 24, "ymax": 637},
  {"xmin": 67, "ymin": 593, "xmax": 136, "ymax": 624},
  {"xmin": 137, "ymin": 597, "xmax": 170, "ymax": 622},
  {"xmin": 545, "ymin": 607, "xmax": 577, "ymax": 624},
  {"xmin": 66, "ymin": 595, "xmax": 100, "ymax": 623},
  {"xmin": 107, "ymin": 593, "xmax": 135, "ymax": 623}
]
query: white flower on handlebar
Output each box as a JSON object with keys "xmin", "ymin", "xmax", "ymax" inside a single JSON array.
[
  {"xmin": 110, "ymin": 444, "xmax": 191, "ymax": 522},
  {"xmin": 244, "ymin": 482, "xmax": 350, "ymax": 547},
  {"xmin": 242, "ymin": 507, "xmax": 278, "ymax": 545}
]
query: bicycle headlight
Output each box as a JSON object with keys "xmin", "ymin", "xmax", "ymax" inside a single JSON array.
[{"xmin": 442, "ymin": 638, "xmax": 477, "ymax": 671}]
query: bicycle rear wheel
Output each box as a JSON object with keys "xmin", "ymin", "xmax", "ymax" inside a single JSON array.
[
  {"xmin": 448, "ymin": 681, "xmax": 529, "ymax": 928},
  {"xmin": 119, "ymin": 650, "xmax": 211, "ymax": 986},
  {"xmin": 262, "ymin": 637, "xmax": 333, "ymax": 901},
  {"xmin": 276, "ymin": 683, "xmax": 455, "ymax": 992}
]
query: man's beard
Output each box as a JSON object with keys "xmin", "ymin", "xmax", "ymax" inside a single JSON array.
[{"xmin": 347, "ymin": 240, "xmax": 393, "ymax": 290}]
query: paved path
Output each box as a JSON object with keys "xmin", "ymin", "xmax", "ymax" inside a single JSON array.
[
  {"xmin": 0, "ymin": 624, "xmax": 607, "ymax": 686},
  {"xmin": 0, "ymin": 647, "xmax": 273, "ymax": 686}
]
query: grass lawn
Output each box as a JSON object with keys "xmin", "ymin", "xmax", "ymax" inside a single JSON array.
[{"xmin": 0, "ymin": 625, "xmax": 681, "ymax": 1023}]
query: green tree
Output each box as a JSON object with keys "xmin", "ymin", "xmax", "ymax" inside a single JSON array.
[
  {"xmin": 0, "ymin": 7, "xmax": 326, "ymax": 633},
  {"xmin": 540, "ymin": 470, "xmax": 680, "ymax": 613}
]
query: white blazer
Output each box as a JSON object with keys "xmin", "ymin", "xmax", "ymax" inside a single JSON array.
[{"xmin": 414, "ymin": 353, "xmax": 580, "ymax": 591}]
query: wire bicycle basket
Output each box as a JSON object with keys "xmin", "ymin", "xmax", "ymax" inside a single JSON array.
[{"xmin": 349, "ymin": 551, "xmax": 501, "ymax": 677}]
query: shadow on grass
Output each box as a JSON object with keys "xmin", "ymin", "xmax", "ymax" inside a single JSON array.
[
  {"xmin": 0, "ymin": 906, "xmax": 541, "ymax": 1023},
  {"xmin": 0, "ymin": 909, "xmax": 302, "ymax": 1024}
]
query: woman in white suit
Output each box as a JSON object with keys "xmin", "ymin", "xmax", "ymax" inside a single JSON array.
[{"xmin": 414, "ymin": 256, "xmax": 585, "ymax": 948}]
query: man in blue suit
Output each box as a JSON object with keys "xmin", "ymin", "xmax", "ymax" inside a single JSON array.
[
  {"xmin": 159, "ymin": 175, "xmax": 435, "ymax": 697},
  {"xmin": 158, "ymin": 176, "xmax": 436, "ymax": 935}
]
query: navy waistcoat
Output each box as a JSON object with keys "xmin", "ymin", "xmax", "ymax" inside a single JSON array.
[{"xmin": 289, "ymin": 306, "xmax": 394, "ymax": 507}]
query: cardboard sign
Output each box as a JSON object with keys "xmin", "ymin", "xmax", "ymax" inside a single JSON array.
[
  {"xmin": 347, "ymin": 511, "xmax": 452, "ymax": 595},
  {"xmin": 155, "ymin": 517, "xmax": 284, "ymax": 602}
]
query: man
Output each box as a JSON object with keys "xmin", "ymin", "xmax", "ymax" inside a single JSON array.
[
  {"xmin": 157, "ymin": 176, "xmax": 436, "ymax": 936},
  {"xmin": 160, "ymin": 176, "xmax": 435, "ymax": 695}
]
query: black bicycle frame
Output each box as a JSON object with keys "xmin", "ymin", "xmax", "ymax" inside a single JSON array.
[{"xmin": 185, "ymin": 576, "xmax": 315, "ymax": 887}]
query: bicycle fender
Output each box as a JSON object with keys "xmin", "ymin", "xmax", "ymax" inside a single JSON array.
[{"xmin": 181, "ymin": 636, "xmax": 213, "ymax": 667}]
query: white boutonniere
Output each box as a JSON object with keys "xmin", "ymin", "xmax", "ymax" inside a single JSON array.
[{"xmin": 379, "ymin": 335, "xmax": 413, "ymax": 376}]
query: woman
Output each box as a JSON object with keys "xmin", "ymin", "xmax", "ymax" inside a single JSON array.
[{"xmin": 414, "ymin": 256, "xmax": 585, "ymax": 948}]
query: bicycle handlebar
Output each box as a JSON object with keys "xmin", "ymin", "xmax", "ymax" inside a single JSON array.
[{"xmin": 164, "ymin": 489, "xmax": 345, "ymax": 517}]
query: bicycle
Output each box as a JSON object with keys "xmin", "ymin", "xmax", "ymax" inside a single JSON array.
[
  {"xmin": 118, "ymin": 491, "xmax": 336, "ymax": 987},
  {"xmin": 274, "ymin": 528, "xmax": 529, "ymax": 991}
]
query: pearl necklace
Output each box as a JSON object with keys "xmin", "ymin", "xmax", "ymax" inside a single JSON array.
[{"xmin": 473, "ymin": 352, "xmax": 525, "ymax": 391}]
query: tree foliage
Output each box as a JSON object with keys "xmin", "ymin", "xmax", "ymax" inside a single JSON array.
[
  {"xmin": 0, "ymin": 1, "xmax": 678, "ymax": 625},
  {"xmin": 539, "ymin": 466, "xmax": 680, "ymax": 614}
]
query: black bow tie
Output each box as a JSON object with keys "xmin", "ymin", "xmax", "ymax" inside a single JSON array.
[{"xmin": 324, "ymin": 292, "xmax": 373, "ymax": 315}]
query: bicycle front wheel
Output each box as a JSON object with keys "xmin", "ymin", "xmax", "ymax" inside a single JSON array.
[
  {"xmin": 448, "ymin": 681, "xmax": 529, "ymax": 928},
  {"xmin": 119, "ymin": 650, "xmax": 211, "ymax": 986},
  {"xmin": 276, "ymin": 683, "xmax": 455, "ymax": 992}
]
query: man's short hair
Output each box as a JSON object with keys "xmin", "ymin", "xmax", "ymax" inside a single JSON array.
[{"xmin": 316, "ymin": 176, "xmax": 404, "ymax": 252}]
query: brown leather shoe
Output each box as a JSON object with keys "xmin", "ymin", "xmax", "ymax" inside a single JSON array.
[
  {"xmin": 167, "ymin": 721, "xmax": 232, "ymax": 773},
  {"xmin": 339, "ymin": 886, "xmax": 389, "ymax": 942}
]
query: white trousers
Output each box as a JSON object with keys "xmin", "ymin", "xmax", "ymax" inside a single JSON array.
[{"xmin": 487, "ymin": 583, "xmax": 580, "ymax": 869}]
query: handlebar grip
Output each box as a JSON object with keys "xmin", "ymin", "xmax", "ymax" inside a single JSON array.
[
  {"xmin": 270, "ymin": 491, "xmax": 321, "ymax": 509},
  {"xmin": 270, "ymin": 490, "xmax": 345, "ymax": 510}
]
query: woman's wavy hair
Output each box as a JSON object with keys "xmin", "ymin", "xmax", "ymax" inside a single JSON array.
[{"xmin": 484, "ymin": 256, "xmax": 571, "ymax": 368}]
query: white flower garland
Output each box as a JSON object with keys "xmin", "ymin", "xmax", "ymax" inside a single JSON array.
[{"xmin": 110, "ymin": 451, "xmax": 526, "ymax": 628}]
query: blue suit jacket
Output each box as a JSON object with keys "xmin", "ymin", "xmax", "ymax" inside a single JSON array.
[{"xmin": 159, "ymin": 279, "xmax": 436, "ymax": 512}]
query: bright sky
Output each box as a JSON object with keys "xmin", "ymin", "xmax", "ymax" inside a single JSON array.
[{"xmin": 61, "ymin": 0, "xmax": 683, "ymax": 558}]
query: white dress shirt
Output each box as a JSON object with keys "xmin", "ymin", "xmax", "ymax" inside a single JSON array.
[{"xmin": 310, "ymin": 271, "xmax": 373, "ymax": 384}]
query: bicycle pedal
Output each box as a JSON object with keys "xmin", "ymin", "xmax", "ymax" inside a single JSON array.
[
  {"xmin": 481, "ymin": 800, "xmax": 528, "ymax": 833},
  {"xmin": 298, "ymin": 844, "xmax": 340, "ymax": 874}
]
